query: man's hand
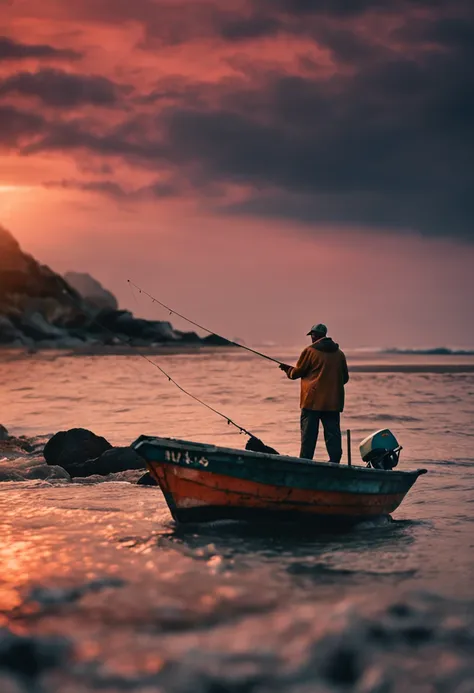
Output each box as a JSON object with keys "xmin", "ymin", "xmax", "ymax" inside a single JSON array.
[{"xmin": 279, "ymin": 363, "xmax": 292, "ymax": 373}]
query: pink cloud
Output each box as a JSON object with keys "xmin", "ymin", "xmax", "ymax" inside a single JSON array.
[{"xmin": 0, "ymin": 0, "xmax": 472, "ymax": 348}]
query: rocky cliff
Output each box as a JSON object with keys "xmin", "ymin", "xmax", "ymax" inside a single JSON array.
[
  {"xmin": 0, "ymin": 226, "xmax": 228, "ymax": 349},
  {"xmin": 64, "ymin": 272, "xmax": 118, "ymax": 314}
]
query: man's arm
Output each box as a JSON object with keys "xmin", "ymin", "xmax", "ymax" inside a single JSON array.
[
  {"xmin": 280, "ymin": 348, "xmax": 312, "ymax": 380},
  {"xmin": 342, "ymin": 353, "xmax": 349, "ymax": 384}
]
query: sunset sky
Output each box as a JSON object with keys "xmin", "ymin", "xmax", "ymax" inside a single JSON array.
[{"xmin": 1, "ymin": 0, "xmax": 473, "ymax": 347}]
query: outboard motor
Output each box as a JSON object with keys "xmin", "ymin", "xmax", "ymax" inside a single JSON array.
[{"xmin": 359, "ymin": 429, "xmax": 402, "ymax": 470}]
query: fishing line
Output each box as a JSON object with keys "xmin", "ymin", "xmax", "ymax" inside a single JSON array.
[
  {"xmin": 128, "ymin": 280, "xmax": 141, "ymax": 312},
  {"xmin": 127, "ymin": 280, "xmax": 285, "ymax": 366},
  {"xmin": 57, "ymin": 283, "xmax": 256, "ymax": 438}
]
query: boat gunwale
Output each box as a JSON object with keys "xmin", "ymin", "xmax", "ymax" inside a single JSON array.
[{"xmin": 132, "ymin": 434, "xmax": 427, "ymax": 480}]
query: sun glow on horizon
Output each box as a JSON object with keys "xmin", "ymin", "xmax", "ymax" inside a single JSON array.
[{"xmin": 0, "ymin": 185, "xmax": 34, "ymax": 192}]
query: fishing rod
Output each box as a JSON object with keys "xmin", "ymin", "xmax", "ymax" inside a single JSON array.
[
  {"xmin": 127, "ymin": 279, "xmax": 285, "ymax": 366},
  {"xmin": 57, "ymin": 283, "xmax": 256, "ymax": 439}
]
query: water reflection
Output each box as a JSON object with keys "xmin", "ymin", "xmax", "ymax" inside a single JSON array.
[{"xmin": 0, "ymin": 352, "xmax": 473, "ymax": 690}]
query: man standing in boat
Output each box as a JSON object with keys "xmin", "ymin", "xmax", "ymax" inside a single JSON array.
[{"xmin": 279, "ymin": 324, "xmax": 349, "ymax": 463}]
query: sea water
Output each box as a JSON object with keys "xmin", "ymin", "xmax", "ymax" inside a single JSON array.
[{"xmin": 0, "ymin": 348, "xmax": 473, "ymax": 691}]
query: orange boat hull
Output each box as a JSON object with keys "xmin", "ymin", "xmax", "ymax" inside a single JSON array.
[{"xmin": 149, "ymin": 463, "xmax": 407, "ymax": 524}]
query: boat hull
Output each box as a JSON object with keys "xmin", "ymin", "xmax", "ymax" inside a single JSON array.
[{"xmin": 132, "ymin": 436, "xmax": 426, "ymax": 526}]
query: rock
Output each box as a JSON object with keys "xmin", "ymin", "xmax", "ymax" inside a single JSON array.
[
  {"xmin": 0, "ymin": 227, "xmax": 30, "ymax": 273},
  {"xmin": 0, "ymin": 226, "xmax": 81, "ymax": 315},
  {"xmin": 137, "ymin": 472, "xmax": 158, "ymax": 485},
  {"xmin": 0, "ymin": 432, "xmax": 67, "ymax": 482},
  {"xmin": 93, "ymin": 310, "xmax": 180, "ymax": 342},
  {"xmin": 0, "ymin": 437, "xmax": 35, "ymax": 458},
  {"xmin": 147, "ymin": 321, "xmax": 179, "ymax": 341},
  {"xmin": 65, "ymin": 446, "xmax": 145, "ymax": 478},
  {"xmin": 20, "ymin": 312, "xmax": 66, "ymax": 341},
  {"xmin": 25, "ymin": 460, "xmax": 71, "ymax": 481},
  {"xmin": 114, "ymin": 313, "xmax": 176, "ymax": 340},
  {"xmin": 0, "ymin": 226, "xmax": 96, "ymax": 348},
  {"xmin": 87, "ymin": 307, "xmax": 120, "ymax": 331},
  {"xmin": 94, "ymin": 447, "xmax": 146, "ymax": 473},
  {"xmin": 43, "ymin": 428, "xmax": 112, "ymax": 471},
  {"xmin": 64, "ymin": 271, "xmax": 118, "ymax": 313},
  {"xmin": 0, "ymin": 316, "xmax": 20, "ymax": 344},
  {"xmin": 176, "ymin": 330, "xmax": 202, "ymax": 344},
  {"xmin": 0, "ymin": 627, "xmax": 70, "ymax": 677},
  {"xmin": 202, "ymin": 334, "xmax": 233, "ymax": 346},
  {"xmin": 117, "ymin": 316, "xmax": 150, "ymax": 338},
  {"xmin": 0, "ymin": 457, "xmax": 71, "ymax": 482},
  {"xmin": 54, "ymin": 337, "xmax": 87, "ymax": 349},
  {"xmin": 60, "ymin": 312, "xmax": 90, "ymax": 330},
  {"xmin": 73, "ymin": 469, "xmax": 145, "ymax": 484},
  {"xmin": 0, "ymin": 226, "xmax": 232, "ymax": 350}
]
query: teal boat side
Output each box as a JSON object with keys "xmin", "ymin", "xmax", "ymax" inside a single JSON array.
[{"xmin": 132, "ymin": 435, "xmax": 426, "ymax": 496}]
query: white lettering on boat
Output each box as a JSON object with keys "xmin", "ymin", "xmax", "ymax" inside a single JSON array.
[{"xmin": 165, "ymin": 450, "xmax": 209, "ymax": 467}]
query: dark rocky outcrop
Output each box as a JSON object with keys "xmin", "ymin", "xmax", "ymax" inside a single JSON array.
[
  {"xmin": 0, "ymin": 316, "xmax": 20, "ymax": 344},
  {"xmin": 0, "ymin": 429, "xmax": 70, "ymax": 481},
  {"xmin": 41, "ymin": 429, "xmax": 150, "ymax": 480},
  {"xmin": 0, "ymin": 433, "xmax": 37, "ymax": 456},
  {"xmin": 2, "ymin": 425, "xmax": 150, "ymax": 483},
  {"xmin": 137, "ymin": 472, "xmax": 158, "ymax": 486},
  {"xmin": 0, "ymin": 226, "xmax": 236, "ymax": 350},
  {"xmin": 95, "ymin": 310, "xmax": 179, "ymax": 342},
  {"xmin": 202, "ymin": 334, "xmax": 233, "ymax": 346},
  {"xmin": 0, "ymin": 458, "xmax": 71, "ymax": 482},
  {"xmin": 43, "ymin": 428, "xmax": 113, "ymax": 472},
  {"xmin": 0, "ymin": 226, "xmax": 82, "ymax": 346},
  {"xmin": 65, "ymin": 446, "xmax": 145, "ymax": 478},
  {"xmin": 0, "ymin": 428, "xmax": 149, "ymax": 483},
  {"xmin": 64, "ymin": 271, "xmax": 118, "ymax": 313},
  {"xmin": 0, "ymin": 627, "xmax": 71, "ymax": 679}
]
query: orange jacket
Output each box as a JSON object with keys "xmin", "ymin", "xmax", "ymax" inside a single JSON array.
[{"xmin": 286, "ymin": 338, "xmax": 349, "ymax": 411}]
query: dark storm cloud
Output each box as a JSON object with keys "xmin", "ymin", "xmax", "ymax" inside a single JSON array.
[
  {"xmin": 26, "ymin": 27, "xmax": 473, "ymax": 240},
  {"xmin": 0, "ymin": 105, "xmax": 46, "ymax": 145},
  {"xmin": 221, "ymin": 189, "xmax": 474, "ymax": 240},
  {"xmin": 218, "ymin": 15, "xmax": 281, "ymax": 41},
  {"xmin": 45, "ymin": 178, "xmax": 180, "ymax": 199},
  {"xmin": 254, "ymin": 0, "xmax": 449, "ymax": 16},
  {"xmin": 0, "ymin": 69, "xmax": 131, "ymax": 108},
  {"xmin": 46, "ymin": 179, "xmax": 129, "ymax": 198},
  {"xmin": 0, "ymin": 36, "xmax": 81, "ymax": 62},
  {"xmin": 24, "ymin": 115, "xmax": 167, "ymax": 161},
  {"xmin": 155, "ymin": 2, "xmax": 474, "ymax": 240},
  {"xmin": 28, "ymin": 0, "xmax": 466, "ymax": 47},
  {"xmin": 2, "ymin": 0, "xmax": 473, "ymax": 240}
]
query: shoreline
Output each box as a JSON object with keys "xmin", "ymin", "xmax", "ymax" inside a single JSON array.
[
  {"xmin": 0, "ymin": 343, "xmax": 237, "ymax": 356},
  {"xmin": 1, "ymin": 345, "xmax": 474, "ymax": 372}
]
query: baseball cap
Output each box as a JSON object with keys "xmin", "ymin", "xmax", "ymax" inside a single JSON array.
[{"xmin": 307, "ymin": 323, "xmax": 327, "ymax": 336}]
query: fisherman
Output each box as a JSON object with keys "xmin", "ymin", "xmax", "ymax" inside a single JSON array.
[{"xmin": 279, "ymin": 324, "xmax": 349, "ymax": 463}]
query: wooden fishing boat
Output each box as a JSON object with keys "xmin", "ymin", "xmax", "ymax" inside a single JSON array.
[{"xmin": 132, "ymin": 435, "xmax": 427, "ymax": 526}]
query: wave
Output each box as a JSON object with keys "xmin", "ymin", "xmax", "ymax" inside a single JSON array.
[
  {"xmin": 0, "ymin": 456, "xmax": 145, "ymax": 483},
  {"xmin": 349, "ymin": 413, "xmax": 421, "ymax": 422},
  {"xmin": 0, "ymin": 455, "xmax": 70, "ymax": 482},
  {"xmin": 384, "ymin": 347, "xmax": 474, "ymax": 356}
]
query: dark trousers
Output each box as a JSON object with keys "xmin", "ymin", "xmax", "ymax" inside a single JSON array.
[{"xmin": 300, "ymin": 409, "xmax": 342, "ymax": 463}]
